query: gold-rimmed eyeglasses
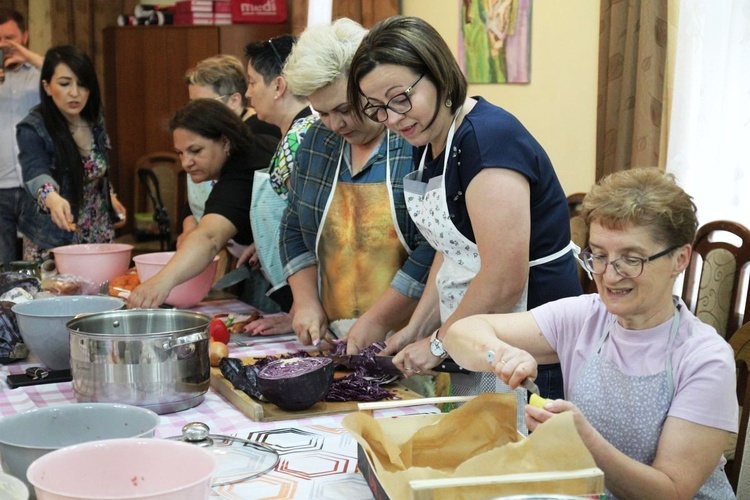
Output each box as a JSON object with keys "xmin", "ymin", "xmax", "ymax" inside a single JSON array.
[{"xmin": 363, "ymin": 73, "xmax": 425, "ymax": 123}]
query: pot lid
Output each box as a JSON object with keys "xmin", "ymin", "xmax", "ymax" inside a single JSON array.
[{"xmin": 167, "ymin": 422, "xmax": 279, "ymax": 486}]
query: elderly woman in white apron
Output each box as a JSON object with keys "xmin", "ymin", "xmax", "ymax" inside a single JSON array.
[
  {"xmin": 348, "ymin": 16, "xmax": 581, "ymax": 409},
  {"xmin": 279, "ymin": 19, "xmax": 434, "ymax": 349},
  {"xmin": 445, "ymin": 168, "xmax": 737, "ymax": 499}
]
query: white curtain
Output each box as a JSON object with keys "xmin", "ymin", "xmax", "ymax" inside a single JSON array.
[{"xmin": 666, "ymin": 0, "xmax": 750, "ymax": 228}]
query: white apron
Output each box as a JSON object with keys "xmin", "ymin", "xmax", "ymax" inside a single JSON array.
[
  {"xmin": 186, "ymin": 178, "xmax": 213, "ymax": 222},
  {"xmin": 570, "ymin": 302, "xmax": 734, "ymax": 499},
  {"xmin": 187, "ymin": 177, "xmax": 246, "ymax": 260},
  {"xmin": 250, "ymin": 168, "xmax": 288, "ymax": 293},
  {"xmin": 315, "ymin": 131, "xmax": 410, "ymax": 324},
  {"xmin": 403, "ymin": 111, "xmax": 575, "ymax": 430}
]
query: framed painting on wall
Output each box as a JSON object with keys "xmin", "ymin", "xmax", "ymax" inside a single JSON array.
[{"xmin": 458, "ymin": 0, "xmax": 532, "ymax": 83}]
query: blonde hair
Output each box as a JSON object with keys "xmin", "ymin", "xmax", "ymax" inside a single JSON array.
[
  {"xmin": 283, "ymin": 18, "xmax": 367, "ymax": 98},
  {"xmin": 184, "ymin": 55, "xmax": 248, "ymax": 106},
  {"xmin": 581, "ymin": 167, "xmax": 698, "ymax": 248}
]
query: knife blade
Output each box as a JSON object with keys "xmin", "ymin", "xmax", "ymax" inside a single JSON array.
[
  {"xmin": 212, "ymin": 264, "xmax": 251, "ymax": 290},
  {"xmin": 331, "ymin": 354, "xmax": 470, "ymax": 376},
  {"xmin": 330, "ymin": 354, "xmax": 403, "ymax": 376}
]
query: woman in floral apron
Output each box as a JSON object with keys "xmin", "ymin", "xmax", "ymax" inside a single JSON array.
[
  {"xmin": 445, "ymin": 168, "xmax": 737, "ymax": 499},
  {"xmin": 349, "ymin": 16, "xmax": 581, "ymax": 402}
]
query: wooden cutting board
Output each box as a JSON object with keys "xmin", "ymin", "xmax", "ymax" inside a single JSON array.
[{"xmin": 210, "ymin": 358, "xmax": 422, "ymax": 422}]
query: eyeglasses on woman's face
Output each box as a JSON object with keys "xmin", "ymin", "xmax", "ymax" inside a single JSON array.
[
  {"xmin": 577, "ymin": 245, "xmax": 680, "ymax": 278},
  {"xmin": 362, "ymin": 73, "xmax": 425, "ymax": 123}
]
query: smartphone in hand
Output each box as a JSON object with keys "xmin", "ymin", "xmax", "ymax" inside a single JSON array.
[{"xmin": 0, "ymin": 48, "xmax": 5, "ymax": 83}]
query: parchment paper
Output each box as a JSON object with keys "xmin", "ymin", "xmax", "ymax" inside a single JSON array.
[{"xmin": 343, "ymin": 393, "xmax": 602, "ymax": 499}]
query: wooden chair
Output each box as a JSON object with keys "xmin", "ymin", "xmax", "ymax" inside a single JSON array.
[
  {"xmin": 682, "ymin": 220, "xmax": 750, "ymax": 341},
  {"xmin": 727, "ymin": 322, "xmax": 750, "ymax": 494},
  {"xmin": 567, "ymin": 193, "xmax": 594, "ymax": 293},
  {"xmin": 116, "ymin": 152, "xmax": 186, "ymax": 257}
]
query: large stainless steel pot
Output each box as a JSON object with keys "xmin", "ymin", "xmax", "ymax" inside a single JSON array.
[{"xmin": 66, "ymin": 309, "xmax": 211, "ymax": 414}]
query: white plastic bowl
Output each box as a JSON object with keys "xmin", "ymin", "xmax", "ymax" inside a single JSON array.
[
  {"xmin": 133, "ymin": 252, "xmax": 218, "ymax": 308},
  {"xmin": 52, "ymin": 243, "xmax": 133, "ymax": 287},
  {"xmin": 27, "ymin": 439, "xmax": 217, "ymax": 500},
  {"xmin": 12, "ymin": 296, "xmax": 126, "ymax": 370},
  {"xmin": 0, "ymin": 404, "xmax": 159, "ymax": 496},
  {"xmin": 0, "ymin": 471, "xmax": 29, "ymax": 500}
]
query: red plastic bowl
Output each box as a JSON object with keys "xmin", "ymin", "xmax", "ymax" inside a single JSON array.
[{"xmin": 133, "ymin": 252, "xmax": 218, "ymax": 308}]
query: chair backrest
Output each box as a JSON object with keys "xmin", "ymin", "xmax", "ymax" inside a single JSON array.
[
  {"xmin": 728, "ymin": 322, "xmax": 750, "ymax": 494},
  {"xmin": 567, "ymin": 192, "xmax": 586, "ymax": 219},
  {"xmin": 132, "ymin": 152, "xmax": 186, "ymax": 250},
  {"xmin": 567, "ymin": 193, "xmax": 594, "ymax": 293},
  {"xmin": 682, "ymin": 220, "xmax": 750, "ymax": 340}
]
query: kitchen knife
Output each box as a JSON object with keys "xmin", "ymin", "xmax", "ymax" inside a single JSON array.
[
  {"xmin": 212, "ymin": 264, "xmax": 251, "ymax": 290},
  {"xmin": 330, "ymin": 354, "xmax": 402, "ymax": 376},
  {"xmin": 485, "ymin": 350, "xmax": 540, "ymax": 395}
]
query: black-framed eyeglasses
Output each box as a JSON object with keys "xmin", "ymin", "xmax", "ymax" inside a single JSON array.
[
  {"xmin": 577, "ymin": 245, "xmax": 680, "ymax": 278},
  {"xmin": 267, "ymin": 37, "xmax": 284, "ymax": 69},
  {"xmin": 363, "ymin": 73, "xmax": 425, "ymax": 123}
]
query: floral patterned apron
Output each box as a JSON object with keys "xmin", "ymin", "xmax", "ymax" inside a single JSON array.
[
  {"xmin": 403, "ymin": 110, "xmax": 575, "ymax": 431},
  {"xmin": 570, "ymin": 302, "xmax": 734, "ymax": 499},
  {"xmin": 250, "ymin": 168, "xmax": 288, "ymax": 292}
]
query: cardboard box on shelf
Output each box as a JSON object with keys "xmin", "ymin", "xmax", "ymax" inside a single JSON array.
[
  {"xmin": 231, "ymin": 0, "xmax": 286, "ymax": 24},
  {"xmin": 175, "ymin": 0, "xmax": 213, "ymax": 12},
  {"xmin": 343, "ymin": 394, "xmax": 605, "ymax": 500}
]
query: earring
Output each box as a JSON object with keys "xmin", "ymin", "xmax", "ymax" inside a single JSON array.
[{"xmin": 445, "ymin": 98, "xmax": 452, "ymax": 108}]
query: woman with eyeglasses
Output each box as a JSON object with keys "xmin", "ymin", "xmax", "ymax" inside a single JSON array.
[
  {"xmin": 347, "ymin": 16, "xmax": 581, "ymax": 402},
  {"xmin": 279, "ymin": 19, "xmax": 434, "ymax": 355},
  {"xmin": 444, "ymin": 168, "xmax": 737, "ymax": 499}
]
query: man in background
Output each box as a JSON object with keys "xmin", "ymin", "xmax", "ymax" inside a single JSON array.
[{"xmin": 0, "ymin": 8, "xmax": 43, "ymax": 266}]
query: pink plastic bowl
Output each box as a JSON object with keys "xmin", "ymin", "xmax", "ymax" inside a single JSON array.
[
  {"xmin": 52, "ymin": 243, "xmax": 133, "ymax": 287},
  {"xmin": 27, "ymin": 438, "xmax": 216, "ymax": 500},
  {"xmin": 133, "ymin": 252, "xmax": 218, "ymax": 308}
]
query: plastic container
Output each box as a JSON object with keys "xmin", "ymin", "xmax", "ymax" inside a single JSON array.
[
  {"xmin": 12, "ymin": 296, "xmax": 126, "ymax": 370},
  {"xmin": 51, "ymin": 243, "xmax": 133, "ymax": 287},
  {"xmin": 133, "ymin": 252, "xmax": 218, "ymax": 308},
  {"xmin": 27, "ymin": 438, "xmax": 216, "ymax": 500}
]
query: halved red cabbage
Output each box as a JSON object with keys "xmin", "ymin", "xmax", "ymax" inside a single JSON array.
[{"xmin": 257, "ymin": 357, "xmax": 334, "ymax": 411}]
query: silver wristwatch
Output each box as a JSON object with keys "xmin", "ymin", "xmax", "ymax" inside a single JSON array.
[{"xmin": 429, "ymin": 329, "xmax": 448, "ymax": 359}]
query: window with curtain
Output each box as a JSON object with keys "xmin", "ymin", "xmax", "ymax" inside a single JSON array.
[{"xmin": 666, "ymin": 0, "xmax": 750, "ymax": 228}]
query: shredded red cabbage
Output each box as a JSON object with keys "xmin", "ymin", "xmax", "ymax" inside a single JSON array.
[{"xmin": 225, "ymin": 341, "xmax": 399, "ymax": 404}]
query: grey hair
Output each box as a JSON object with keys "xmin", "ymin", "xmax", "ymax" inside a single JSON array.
[{"xmin": 283, "ymin": 18, "xmax": 367, "ymax": 98}]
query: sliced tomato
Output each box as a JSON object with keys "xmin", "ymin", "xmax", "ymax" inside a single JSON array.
[{"xmin": 208, "ymin": 318, "xmax": 230, "ymax": 344}]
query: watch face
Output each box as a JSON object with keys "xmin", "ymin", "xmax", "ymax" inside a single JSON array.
[{"xmin": 430, "ymin": 339, "xmax": 445, "ymax": 357}]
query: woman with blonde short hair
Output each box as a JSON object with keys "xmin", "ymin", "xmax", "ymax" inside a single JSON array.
[{"xmin": 279, "ymin": 19, "xmax": 434, "ymax": 354}]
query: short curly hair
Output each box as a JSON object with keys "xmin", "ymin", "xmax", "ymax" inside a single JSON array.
[
  {"xmin": 283, "ymin": 18, "xmax": 367, "ymax": 98},
  {"xmin": 581, "ymin": 168, "xmax": 698, "ymax": 248},
  {"xmin": 184, "ymin": 55, "xmax": 248, "ymax": 107}
]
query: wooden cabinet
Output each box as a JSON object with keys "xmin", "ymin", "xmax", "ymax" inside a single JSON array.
[{"xmin": 102, "ymin": 24, "xmax": 290, "ymax": 235}]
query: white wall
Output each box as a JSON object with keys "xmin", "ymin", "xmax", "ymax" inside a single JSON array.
[{"xmin": 402, "ymin": 0, "xmax": 599, "ymax": 195}]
